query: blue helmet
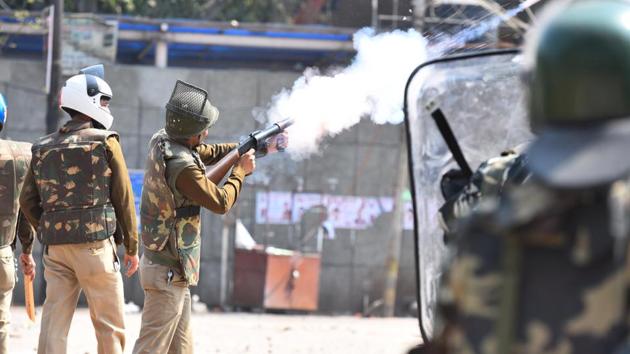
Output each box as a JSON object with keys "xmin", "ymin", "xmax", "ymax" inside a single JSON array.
[{"xmin": 0, "ymin": 93, "xmax": 6, "ymax": 131}]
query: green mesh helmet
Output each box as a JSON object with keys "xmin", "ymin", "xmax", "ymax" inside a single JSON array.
[
  {"xmin": 165, "ymin": 80, "xmax": 219, "ymax": 139},
  {"xmin": 526, "ymin": 0, "xmax": 630, "ymax": 187}
]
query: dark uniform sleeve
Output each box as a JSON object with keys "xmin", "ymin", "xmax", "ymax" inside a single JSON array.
[
  {"xmin": 19, "ymin": 167, "xmax": 42, "ymax": 230},
  {"xmin": 105, "ymin": 137, "xmax": 138, "ymax": 256},
  {"xmin": 16, "ymin": 210, "xmax": 34, "ymax": 254},
  {"xmin": 196, "ymin": 143, "xmax": 238, "ymax": 165},
  {"xmin": 176, "ymin": 165, "xmax": 246, "ymax": 214}
]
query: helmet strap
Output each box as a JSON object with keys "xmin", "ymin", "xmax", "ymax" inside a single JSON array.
[{"xmin": 91, "ymin": 119, "xmax": 106, "ymax": 130}]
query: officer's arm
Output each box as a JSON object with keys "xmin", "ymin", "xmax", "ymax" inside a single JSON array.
[
  {"xmin": 19, "ymin": 167, "xmax": 42, "ymax": 230},
  {"xmin": 16, "ymin": 210, "xmax": 34, "ymax": 254},
  {"xmin": 175, "ymin": 165, "xmax": 246, "ymax": 214},
  {"xmin": 105, "ymin": 137, "xmax": 138, "ymax": 256},
  {"xmin": 196, "ymin": 143, "xmax": 238, "ymax": 166}
]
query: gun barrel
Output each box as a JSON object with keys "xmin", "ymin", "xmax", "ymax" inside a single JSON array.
[
  {"xmin": 255, "ymin": 118, "xmax": 294, "ymax": 141},
  {"xmin": 275, "ymin": 117, "xmax": 294, "ymax": 130}
]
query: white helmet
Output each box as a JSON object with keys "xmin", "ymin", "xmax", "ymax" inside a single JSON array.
[{"xmin": 59, "ymin": 66, "xmax": 114, "ymax": 129}]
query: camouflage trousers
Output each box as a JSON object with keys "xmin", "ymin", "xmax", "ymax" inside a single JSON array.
[
  {"xmin": 38, "ymin": 237, "xmax": 125, "ymax": 354},
  {"xmin": 0, "ymin": 246, "xmax": 15, "ymax": 354},
  {"xmin": 133, "ymin": 255, "xmax": 193, "ymax": 354}
]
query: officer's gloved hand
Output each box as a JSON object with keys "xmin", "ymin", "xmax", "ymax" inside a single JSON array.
[{"xmin": 440, "ymin": 168, "xmax": 469, "ymax": 201}]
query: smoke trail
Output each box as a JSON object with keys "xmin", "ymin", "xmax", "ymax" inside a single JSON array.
[
  {"xmin": 261, "ymin": 0, "xmax": 542, "ymax": 158},
  {"xmin": 262, "ymin": 28, "xmax": 429, "ymax": 158}
]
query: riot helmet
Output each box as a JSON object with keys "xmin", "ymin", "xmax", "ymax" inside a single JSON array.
[
  {"xmin": 525, "ymin": 0, "xmax": 630, "ymax": 187},
  {"xmin": 165, "ymin": 80, "xmax": 219, "ymax": 139},
  {"xmin": 60, "ymin": 64, "xmax": 114, "ymax": 129}
]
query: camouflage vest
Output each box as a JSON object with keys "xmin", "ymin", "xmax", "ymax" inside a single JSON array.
[
  {"xmin": 0, "ymin": 139, "xmax": 32, "ymax": 247},
  {"xmin": 141, "ymin": 130, "xmax": 203, "ymax": 286},
  {"xmin": 439, "ymin": 180, "xmax": 630, "ymax": 354},
  {"xmin": 31, "ymin": 126, "xmax": 117, "ymax": 245},
  {"xmin": 439, "ymin": 151, "xmax": 529, "ymax": 241}
]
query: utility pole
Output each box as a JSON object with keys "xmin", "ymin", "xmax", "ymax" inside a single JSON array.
[
  {"xmin": 383, "ymin": 130, "xmax": 408, "ymax": 317},
  {"xmin": 371, "ymin": 0, "xmax": 379, "ymax": 30},
  {"xmin": 46, "ymin": 0, "xmax": 63, "ymax": 134}
]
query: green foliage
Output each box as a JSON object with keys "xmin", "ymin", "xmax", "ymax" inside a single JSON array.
[
  {"xmin": 130, "ymin": 0, "xmax": 206, "ymax": 19},
  {"xmin": 3, "ymin": 0, "xmax": 47, "ymax": 12},
  {"xmin": 3, "ymin": 0, "xmax": 306, "ymax": 23},
  {"xmin": 208, "ymin": 0, "xmax": 302, "ymax": 23}
]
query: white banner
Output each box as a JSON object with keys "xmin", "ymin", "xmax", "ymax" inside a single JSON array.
[{"xmin": 256, "ymin": 191, "xmax": 413, "ymax": 230}]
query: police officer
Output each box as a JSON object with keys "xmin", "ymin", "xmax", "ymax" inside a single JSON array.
[
  {"xmin": 19, "ymin": 65, "xmax": 139, "ymax": 354},
  {"xmin": 133, "ymin": 80, "xmax": 286, "ymax": 353},
  {"xmin": 433, "ymin": 1, "xmax": 630, "ymax": 353},
  {"xmin": 438, "ymin": 144, "xmax": 529, "ymax": 242},
  {"xmin": 0, "ymin": 93, "xmax": 35, "ymax": 353}
]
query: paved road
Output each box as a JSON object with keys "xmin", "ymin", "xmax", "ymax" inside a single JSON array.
[{"xmin": 8, "ymin": 306, "xmax": 421, "ymax": 353}]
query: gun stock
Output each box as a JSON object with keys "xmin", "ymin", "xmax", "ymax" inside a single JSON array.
[{"xmin": 206, "ymin": 149, "xmax": 241, "ymax": 184}]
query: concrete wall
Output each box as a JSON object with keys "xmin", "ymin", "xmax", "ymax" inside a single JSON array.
[{"xmin": 0, "ymin": 58, "xmax": 416, "ymax": 316}]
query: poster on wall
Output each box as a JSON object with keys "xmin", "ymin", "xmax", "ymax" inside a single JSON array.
[
  {"xmin": 127, "ymin": 173, "xmax": 414, "ymax": 232},
  {"xmin": 255, "ymin": 191, "xmax": 293, "ymax": 225},
  {"xmin": 60, "ymin": 14, "xmax": 118, "ymax": 75},
  {"xmin": 291, "ymin": 193, "xmax": 323, "ymax": 223},
  {"xmin": 256, "ymin": 191, "xmax": 414, "ymax": 231}
]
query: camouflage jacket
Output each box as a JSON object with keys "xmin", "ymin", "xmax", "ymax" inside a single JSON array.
[
  {"xmin": 141, "ymin": 130, "xmax": 205, "ymax": 286},
  {"xmin": 0, "ymin": 139, "xmax": 34, "ymax": 251},
  {"xmin": 439, "ymin": 178, "xmax": 630, "ymax": 354},
  {"xmin": 439, "ymin": 150, "xmax": 529, "ymax": 241},
  {"xmin": 31, "ymin": 121, "xmax": 118, "ymax": 245}
]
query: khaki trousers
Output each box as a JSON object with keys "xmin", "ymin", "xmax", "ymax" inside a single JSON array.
[
  {"xmin": 133, "ymin": 256, "xmax": 192, "ymax": 354},
  {"xmin": 38, "ymin": 238, "xmax": 125, "ymax": 354},
  {"xmin": 0, "ymin": 246, "xmax": 15, "ymax": 354}
]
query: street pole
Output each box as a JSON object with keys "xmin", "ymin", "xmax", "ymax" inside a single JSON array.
[
  {"xmin": 371, "ymin": 0, "xmax": 379, "ymax": 30},
  {"xmin": 46, "ymin": 0, "xmax": 63, "ymax": 134},
  {"xmin": 383, "ymin": 130, "xmax": 407, "ymax": 317},
  {"xmin": 219, "ymin": 215, "xmax": 230, "ymax": 307}
]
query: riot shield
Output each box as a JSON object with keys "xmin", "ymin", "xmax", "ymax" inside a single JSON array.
[{"xmin": 404, "ymin": 50, "xmax": 532, "ymax": 341}]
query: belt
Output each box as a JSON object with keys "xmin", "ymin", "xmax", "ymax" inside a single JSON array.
[{"xmin": 175, "ymin": 206, "xmax": 200, "ymax": 218}]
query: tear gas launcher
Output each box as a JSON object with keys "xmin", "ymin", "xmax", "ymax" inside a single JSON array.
[{"xmin": 206, "ymin": 118, "xmax": 293, "ymax": 184}]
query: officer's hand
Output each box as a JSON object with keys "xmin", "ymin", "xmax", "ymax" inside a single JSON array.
[
  {"xmin": 237, "ymin": 149, "xmax": 256, "ymax": 175},
  {"xmin": 124, "ymin": 254, "xmax": 139, "ymax": 277},
  {"xmin": 267, "ymin": 131, "xmax": 289, "ymax": 153},
  {"xmin": 19, "ymin": 253, "xmax": 36, "ymax": 280}
]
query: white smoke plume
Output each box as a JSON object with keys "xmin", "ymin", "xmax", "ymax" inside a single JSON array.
[{"xmin": 261, "ymin": 28, "xmax": 429, "ymax": 158}]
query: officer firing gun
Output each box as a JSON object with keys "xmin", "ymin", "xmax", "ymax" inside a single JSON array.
[{"xmin": 134, "ymin": 80, "xmax": 290, "ymax": 352}]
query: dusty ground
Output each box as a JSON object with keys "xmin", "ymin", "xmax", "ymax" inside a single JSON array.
[{"xmin": 8, "ymin": 306, "xmax": 421, "ymax": 353}]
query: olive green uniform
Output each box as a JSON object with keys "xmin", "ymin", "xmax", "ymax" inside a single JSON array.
[
  {"xmin": 0, "ymin": 139, "xmax": 34, "ymax": 354},
  {"xmin": 20, "ymin": 119, "xmax": 138, "ymax": 354},
  {"xmin": 133, "ymin": 130, "xmax": 245, "ymax": 354}
]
